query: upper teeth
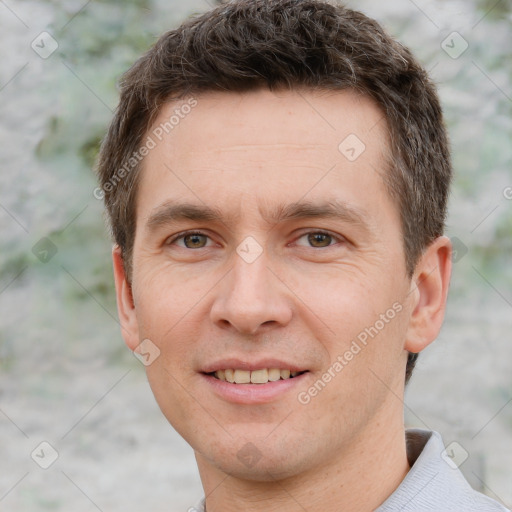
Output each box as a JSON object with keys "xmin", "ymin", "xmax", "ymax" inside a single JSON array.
[{"xmin": 214, "ymin": 369, "xmax": 300, "ymax": 384}]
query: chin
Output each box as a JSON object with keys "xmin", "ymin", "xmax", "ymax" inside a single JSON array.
[{"xmin": 193, "ymin": 430, "xmax": 318, "ymax": 482}]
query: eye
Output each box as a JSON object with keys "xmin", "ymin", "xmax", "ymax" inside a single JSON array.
[
  {"xmin": 168, "ymin": 231, "xmax": 214, "ymax": 249},
  {"xmin": 295, "ymin": 231, "xmax": 342, "ymax": 248}
]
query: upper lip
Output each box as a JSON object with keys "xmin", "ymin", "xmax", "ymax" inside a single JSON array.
[{"xmin": 201, "ymin": 358, "xmax": 308, "ymax": 373}]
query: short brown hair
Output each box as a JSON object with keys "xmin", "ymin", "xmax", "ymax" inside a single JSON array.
[{"xmin": 96, "ymin": 0, "xmax": 452, "ymax": 384}]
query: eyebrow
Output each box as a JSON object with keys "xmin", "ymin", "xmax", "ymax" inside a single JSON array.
[{"xmin": 145, "ymin": 199, "xmax": 371, "ymax": 233}]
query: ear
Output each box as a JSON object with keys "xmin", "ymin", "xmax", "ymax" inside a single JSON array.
[
  {"xmin": 112, "ymin": 245, "xmax": 140, "ymax": 351},
  {"xmin": 404, "ymin": 236, "xmax": 452, "ymax": 353}
]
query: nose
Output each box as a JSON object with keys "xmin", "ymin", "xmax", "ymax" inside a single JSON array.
[{"xmin": 210, "ymin": 245, "xmax": 293, "ymax": 335}]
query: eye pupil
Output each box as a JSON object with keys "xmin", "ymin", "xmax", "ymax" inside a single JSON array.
[
  {"xmin": 308, "ymin": 233, "xmax": 331, "ymax": 247},
  {"xmin": 184, "ymin": 234, "xmax": 207, "ymax": 248},
  {"xmin": 177, "ymin": 232, "xmax": 336, "ymax": 249}
]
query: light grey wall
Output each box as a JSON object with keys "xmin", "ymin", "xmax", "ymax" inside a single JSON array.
[{"xmin": 0, "ymin": 0, "xmax": 510, "ymax": 510}]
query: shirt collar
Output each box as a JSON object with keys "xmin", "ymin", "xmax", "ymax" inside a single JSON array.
[{"xmin": 189, "ymin": 429, "xmax": 509, "ymax": 512}]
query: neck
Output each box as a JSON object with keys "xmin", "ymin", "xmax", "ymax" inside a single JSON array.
[{"xmin": 196, "ymin": 410, "xmax": 410, "ymax": 512}]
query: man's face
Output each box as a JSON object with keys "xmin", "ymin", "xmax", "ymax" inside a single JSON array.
[{"xmin": 121, "ymin": 89, "xmax": 416, "ymax": 480}]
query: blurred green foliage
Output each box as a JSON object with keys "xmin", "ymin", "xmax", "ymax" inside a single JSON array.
[{"xmin": 1, "ymin": 0, "xmax": 511, "ymax": 345}]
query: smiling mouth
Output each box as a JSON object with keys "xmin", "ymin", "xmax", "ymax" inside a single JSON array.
[{"xmin": 208, "ymin": 369, "xmax": 308, "ymax": 384}]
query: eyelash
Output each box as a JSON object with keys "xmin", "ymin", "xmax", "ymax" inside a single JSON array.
[{"xmin": 167, "ymin": 230, "xmax": 344, "ymax": 248}]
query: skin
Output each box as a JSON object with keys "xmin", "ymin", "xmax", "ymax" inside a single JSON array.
[{"xmin": 113, "ymin": 88, "xmax": 452, "ymax": 512}]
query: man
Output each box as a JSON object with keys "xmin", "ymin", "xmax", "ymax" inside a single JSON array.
[{"xmin": 95, "ymin": 1, "xmax": 510, "ymax": 510}]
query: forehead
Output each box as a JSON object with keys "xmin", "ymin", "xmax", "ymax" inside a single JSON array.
[
  {"xmin": 149, "ymin": 88, "xmax": 387, "ymax": 159},
  {"xmin": 135, "ymin": 88, "xmax": 394, "ymax": 227}
]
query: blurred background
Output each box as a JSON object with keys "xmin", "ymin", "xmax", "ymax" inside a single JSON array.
[{"xmin": 0, "ymin": 0, "xmax": 511, "ymax": 510}]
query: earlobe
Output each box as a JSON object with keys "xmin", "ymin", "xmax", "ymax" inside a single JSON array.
[
  {"xmin": 112, "ymin": 245, "xmax": 140, "ymax": 351},
  {"xmin": 404, "ymin": 236, "xmax": 452, "ymax": 354}
]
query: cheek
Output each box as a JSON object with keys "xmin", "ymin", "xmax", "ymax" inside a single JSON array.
[
  {"xmin": 294, "ymin": 297, "xmax": 408, "ymax": 442},
  {"xmin": 291, "ymin": 265, "xmax": 395, "ymax": 334},
  {"xmin": 133, "ymin": 260, "xmax": 210, "ymax": 335},
  {"xmin": 292, "ymin": 264, "xmax": 409, "ymax": 387}
]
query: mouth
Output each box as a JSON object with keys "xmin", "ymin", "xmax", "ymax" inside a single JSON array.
[
  {"xmin": 201, "ymin": 362, "xmax": 310, "ymax": 404},
  {"xmin": 207, "ymin": 368, "xmax": 308, "ymax": 384}
]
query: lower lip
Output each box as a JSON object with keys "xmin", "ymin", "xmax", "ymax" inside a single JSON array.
[{"xmin": 201, "ymin": 372, "xmax": 309, "ymax": 404}]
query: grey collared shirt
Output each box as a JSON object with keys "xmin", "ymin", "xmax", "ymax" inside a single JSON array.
[{"xmin": 188, "ymin": 429, "xmax": 510, "ymax": 512}]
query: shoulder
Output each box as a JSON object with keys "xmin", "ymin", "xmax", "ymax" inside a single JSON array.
[
  {"xmin": 376, "ymin": 429, "xmax": 510, "ymax": 512},
  {"xmin": 187, "ymin": 499, "xmax": 205, "ymax": 512}
]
